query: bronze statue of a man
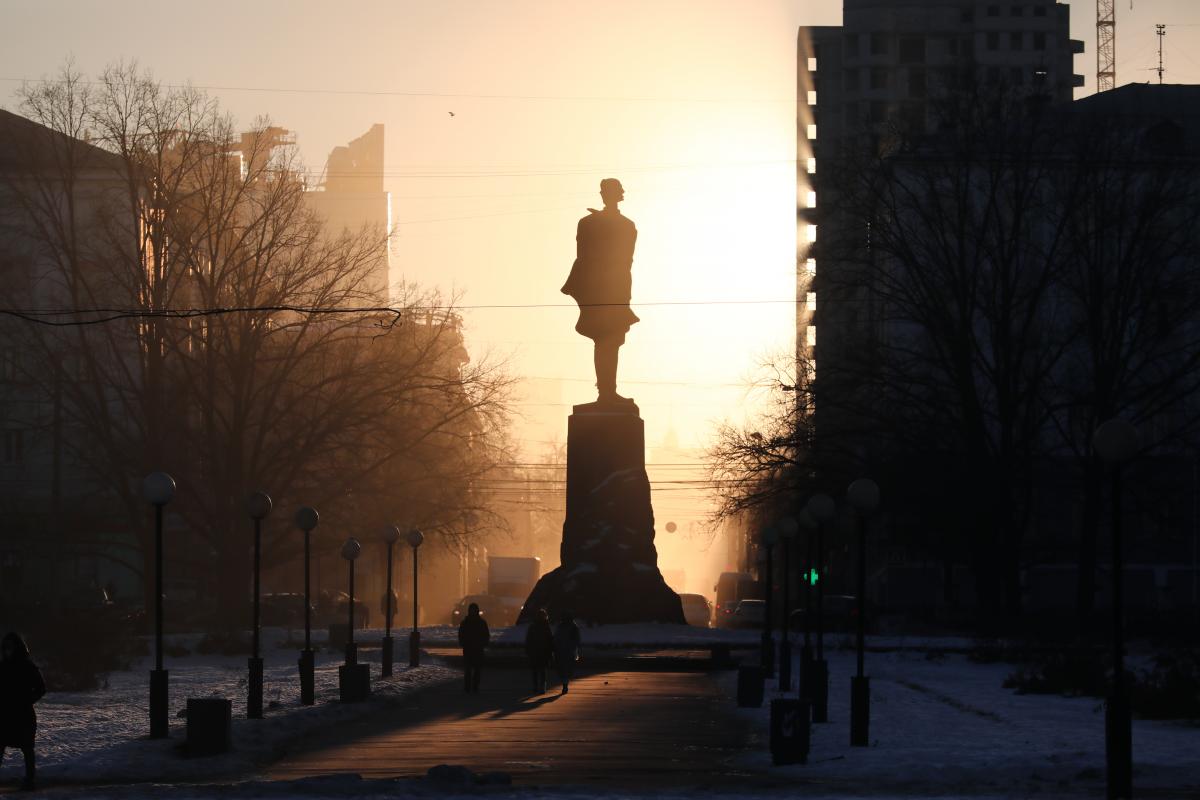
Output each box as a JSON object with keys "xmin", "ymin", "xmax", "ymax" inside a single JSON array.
[{"xmin": 561, "ymin": 178, "xmax": 639, "ymax": 404}]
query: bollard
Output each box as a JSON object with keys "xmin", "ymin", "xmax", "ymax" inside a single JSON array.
[
  {"xmin": 770, "ymin": 698, "xmax": 810, "ymax": 765},
  {"xmin": 329, "ymin": 623, "xmax": 350, "ymax": 652},
  {"xmin": 186, "ymin": 698, "xmax": 232, "ymax": 756},
  {"xmin": 737, "ymin": 664, "xmax": 765, "ymax": 708},
  {"xmin": 851, "ymin": 675, "xmax": 870, "ymax": 746},
  {"xmin": 149, "ymin": 669, "xmax": 169, "ymax": 739},
  {"xmin": 382, "ymin": 634, "xmax": 395, "ymax": 678},
  {"xmin": 811, "ymin": 658, "xmax": 829, "ymax": 723},
  {"xmin": 298, "ymin": 648, "xmax": 315, "ymax": 705}
]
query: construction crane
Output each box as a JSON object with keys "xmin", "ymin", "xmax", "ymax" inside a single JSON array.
[{"xmin": 1097, "ymin": 0, "xmax": 1116, "ymax": 92}]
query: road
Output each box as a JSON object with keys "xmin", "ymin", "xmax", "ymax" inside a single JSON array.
[{"xmin": 268, "ymin": 665, "xmax": 776, "ymax": 789}]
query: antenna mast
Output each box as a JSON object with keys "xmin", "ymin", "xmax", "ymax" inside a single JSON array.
[
  {"xmin": 1097, "ymin": 0, "xmax": 1116, "ymax": 92},
  {"xmin": 1156, "ymin": 24, "xmax": 1166, "ymax": 85}
]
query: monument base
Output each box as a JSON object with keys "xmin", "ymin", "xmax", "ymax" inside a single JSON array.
[{"xmin": 518, "ymin": 401, "xmax": 685, "ymax": 625}]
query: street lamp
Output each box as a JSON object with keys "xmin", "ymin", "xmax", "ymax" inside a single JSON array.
[
  {"xmin": 806, "ymin": 492, "xmax": 836, "ymax": 723},
  {"xmin": 245, "ymin": 490, "xmax": 272, "ymax": 719},
  {"xmin": 294, "ymin": 506, "xmax": 319, "ymax": 705},
  {"xmin": 341, "ymin": 537, "xmax": 362, "ymax": 665},
  {"xmin": 141, "ymin": 471, "xmax": 175, "ymax": 739},
  {"xmin": 847, "ymin": 477, "xmax": 880, "ymax": 747},
  {"xmin": 1094, "ymin": 417, "xmax": 1139, "ymax": 800},
  {"xmin": 777, "ymin": 517, "xmax": 799, "ymax": 692},
  {"xmin": 381, "ymin": 525, "xmax": 401, "ymax": 677},
  {"xmin": 761, "ymin": 524, "xmax": 779, "ymax": 678},
  {"xmin": 406, "ymin": 528, "xmax": 424, "ymax": 667}
]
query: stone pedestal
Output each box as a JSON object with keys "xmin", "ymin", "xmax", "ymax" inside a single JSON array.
[{"xmin": 519, "ymin": 402, "xmax": 685, "ymax": 624}]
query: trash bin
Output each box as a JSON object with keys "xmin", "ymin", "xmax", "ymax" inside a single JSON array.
[
  {"xmin": 339, "ymin": 662, "xmax": 371, "ymax": 703},
  {"xmin": 770, "ymin": 698, "xmax": 810, "ymax": 765},
  {"xmin": 737, "ymin": 664, "xmax": 764, "ymax": 708},
  {"xmin": 186, "ymin": 698, "xmax": 232, "ymax": 756}
]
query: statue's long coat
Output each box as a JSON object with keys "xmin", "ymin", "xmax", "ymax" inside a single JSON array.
[{"xmin": 561, "ymin": 208, "xmax": 639, "ymax": 343}]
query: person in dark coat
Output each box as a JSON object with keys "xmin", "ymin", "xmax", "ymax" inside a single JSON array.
[
  {"xmin": 0, "ymin": 632, "xmax": 46, "ymax": 791},
  {"xmin": 553, "ymin": 614, "xmax": 582, "ymax": 695},
  {"xmin": 457, "ymin": 603, "xmax": 490, "ymax": 694},
  {"xmin": 524, "ymin": 609, "xmax": 554, "ymax": 694},
  {"xmin": 560, "ymin": 178, "xmax": 639, "ymax": 404}
]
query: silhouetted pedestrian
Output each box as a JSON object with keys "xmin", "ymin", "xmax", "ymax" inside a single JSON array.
[
  {"xmin": 0, "ymin": 632, "xmax": 46, "ymax": 791},
  {"xmin": 457, "ymin": 603, "xmax": 490, "ymax": 693},
  {"xmin": 524, "ymin": 609, "xmax": 554, "ymax": 694},
  {"xmin": 553, "ymin": 614, "xmax": 581, "ymax": 694}
]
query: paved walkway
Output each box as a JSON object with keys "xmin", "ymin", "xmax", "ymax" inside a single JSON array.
[{"xmin": 268, "ymin": 666, "xmax": 774, "ymax": 788}]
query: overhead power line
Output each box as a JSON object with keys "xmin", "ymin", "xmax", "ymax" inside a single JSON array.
[{"xmin": 0, "ymin": 76, "xmax": 791, "ymax": 105}]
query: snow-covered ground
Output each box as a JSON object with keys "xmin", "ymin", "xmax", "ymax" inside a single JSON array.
[
  {"xmin": 727, "ymin": 641, "xmax": 1200, "ymax": 797},
  {"xmin": 0, "ymin": 628, "xmax": 455, "ymax": 786}
]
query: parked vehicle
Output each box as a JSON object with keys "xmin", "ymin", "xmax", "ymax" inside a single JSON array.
[
  {"xmin": 729, "ymin": 599, "xmax": 766, "ymax": 629},
  {"xmin": 678, "ymin": 593, "xmax": 713, "ymax": 627},
  {"xmin": 450, "ymin": 593, "xmax": 522, "ymax": 627},
  {"xmin": 333, "ymin": 592, "xmax": 370, "ymax": 629},
  {"xmin": 261, "ymin": 593, "xmax": 312, "ymax": 628},
  {"xmin": 788, "ymin": 594, "xmax": 860, "ymax": 633}
]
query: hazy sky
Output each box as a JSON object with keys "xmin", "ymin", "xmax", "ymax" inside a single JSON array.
[{"xmin": 3, "ymin": 0, "xmax": 1199, "ymax": 529}]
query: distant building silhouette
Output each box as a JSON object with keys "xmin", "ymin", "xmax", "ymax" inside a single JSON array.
[{"xmin": 304, "ymin": 124, "xmax": 392, "ymax": 302}]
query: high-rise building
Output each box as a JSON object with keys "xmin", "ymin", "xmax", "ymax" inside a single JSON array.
[
  {"xmin": 304, "ymin": 124, "xmax": 392, "ymax": 302},
  {"xmin": 796, "ymin": 0, "xmax": 1084, "ymax": 457}
]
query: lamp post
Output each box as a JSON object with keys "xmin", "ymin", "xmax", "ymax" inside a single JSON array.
[
  {"xmin": 806, "ymin": 492, "xmax": 836, "ymax": 723},
  {"xmin": 406, "ymin": 528, "xmax": 424, "ymax": 667},
  {"xmin": 142, "ymin": 472, "xmax": 175, "ymax": 739},
  {"xmin": 760, "ymin": 524, "xmax": 779, "ymax": 678},
  {"xmin": 1094, "ymin": 417, "xmax": 1139, "ymax": 800},
  {"xmin": 245, "ymin": 491, "xmax": 272, "ymax": 719},
  {"xmin": 847, "ymin": 478, "xmax": 880, "ymax": 746},
  {"xmin": 777, "ymin": 517, "xmax": 799, "ymax": 692},
  {"xmin": 294, "ymin": 506, "xmax": 319, "ymax": 705},
  {"xmin": 341, "ymin": 538, "xmax": 362, "ymax": 665},
  {"xmin": 381, "ymin": 525, "xmax": 400, "ymax": 677}
]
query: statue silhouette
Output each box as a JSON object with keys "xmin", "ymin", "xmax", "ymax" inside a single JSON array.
[{"xmin": 561, "ymin": 178, "xmax": 638, "ymax": 404}]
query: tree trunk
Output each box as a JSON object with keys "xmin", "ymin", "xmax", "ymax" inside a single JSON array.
[{"xmin": 1075, "ymin": 455, "xmax": 1103, "ymax": 634}]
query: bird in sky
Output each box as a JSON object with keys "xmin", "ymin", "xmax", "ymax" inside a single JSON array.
[{"xmin": 448, "ymin": 111, "xmax": 456, "ymax": 117}]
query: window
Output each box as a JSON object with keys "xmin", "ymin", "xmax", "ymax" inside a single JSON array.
[
  {"xmin": 909, "ymin": 69, "xmax": 927, "ymax": 97},
  {"xmin": 1011, "ymin": 5, "xmax": 1024, "ymax": 16},
  {"xmin": 870, "ymin": 67, "xmax": 888, "ymax": 90},
  {"xmin": 1034, "ymin": 5, "xmax": 1047, "ymax": 16},
  {"xmin": 1010, "ymin": 66, "xmax": 1024, "ymax": 85},
  {"xmin": 845, "ymin": 33, "xmax": 860, "ymax": 57},
  {"xmin": 1032, "ymin": 68, "xmax": 1048, "ymax": 86},
  {"xmin": 844, "ymin": 68, "xmax": 861, "ymax": 91},
  {"xmin": 1033, "ymin": 32, "xmax": 1046, "ymax": 50},
  {"xmin": 807, "ymin": 292, "xmax": 817, "ymax": 312},
  {"xmin": 987, "ymin": 32, "xmax": 999, "ymax": 50},
  {"xmin": 1010, "ymin": 32, "xmax": 1023, "ymax": 50},
  {"xmin": 986, "ymin": 5, "xmax": 1000, "ymax": 17},
  {"xmin": 961, "ymin": 8, "xmax": 975, "ymax": 23},
  {"xmin": 899, "ymin": 37, "xmax": 926, "ymax": 63},
  {"xmin": 870, "ymin": 33, "xmax": 887, "ymax": 56},
  {"xmin": 3, "ymin": 430, "xmax": 23, "ymax": 465}
]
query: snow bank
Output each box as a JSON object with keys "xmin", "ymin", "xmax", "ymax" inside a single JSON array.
[
  {"xmin": 7, "ymin": 628, "xmax": 455, "ymax": 786},
  {"xmin": 728, "ymin": 647, "xmax": 1200, "ymax": 797}
]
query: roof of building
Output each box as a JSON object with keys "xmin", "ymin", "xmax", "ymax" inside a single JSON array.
[
  {"xmin": 0, "ymin": 108, "xmax": 123, "ymax": 174},
  {"xmin": 1069, "ymin": 83, "xmax": 1200, "ymax": 119}
]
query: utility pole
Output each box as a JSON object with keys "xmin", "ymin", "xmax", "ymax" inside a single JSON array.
[{"xmin": 1156, "ymin": 24, "xmax": 1166, "ymax": 85}]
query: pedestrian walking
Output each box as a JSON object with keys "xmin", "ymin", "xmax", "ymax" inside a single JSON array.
[
  {"xmin": 553, "ymin": 613, "xmax": 581, "ymax": 694},
  {"xmin": 524, "ymin": 609, "xmax": 554, "ymax": 694},
  {"xmin": 457, "ymin": 603, "xmax": 490, "ymax": 693},
  {"xmin": 0, "ymin": 632, "xmax": 46, "ymax": 791}
]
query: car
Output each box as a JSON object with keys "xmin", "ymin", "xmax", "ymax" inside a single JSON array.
[
  {"xmin": 789, "ymin": 594, "xmax": 860, "ymax": 633},
  {"xmin": 678, "ymin": 593, "xmax": 713, "ymax": 627},
  {"xmin": 449, "ymin": 594, "xmax": 521, "ymax": 627},
  {"xmin": 333, "ymin": 592, "xmax": 370, "ymax": 629},
  {"xmin": 730, "ymin": 599, "xmax": 766, "ymax": 629},
  {"xmin": 261, "ymin": 593, "xmax": 312, "ymax": 627}
]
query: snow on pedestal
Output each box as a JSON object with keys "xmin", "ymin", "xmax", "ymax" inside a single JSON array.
[{"xmin": 519, "ymin": 402, "xmax": 685, "ymax": 624}]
